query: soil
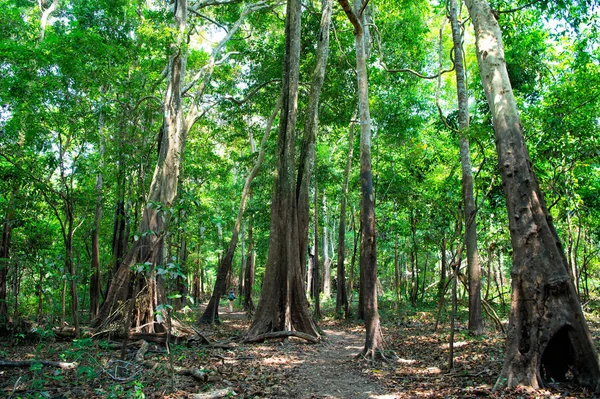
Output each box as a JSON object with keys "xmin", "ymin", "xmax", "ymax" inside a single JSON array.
[{"xmin": 1, "ymin": 304, "xmax": 599, "ymax": 398}]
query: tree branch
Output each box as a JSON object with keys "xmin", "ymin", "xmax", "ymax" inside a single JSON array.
[{"xmin": 337, "ymin": 0, "xmax": 363, "ymax": 35}]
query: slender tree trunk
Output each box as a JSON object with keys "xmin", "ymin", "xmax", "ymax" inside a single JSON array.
[
  {"xmin": 449, "ymin": 0, "xmax": 483, "ymax": 335},
  {"xmin": 313, "ymin": 182, "xmax": 322, "ymax": 319},
  {"xmin": 465, "ymin": 0, "xmax": 600, "ymax": 389},
  {"xmin": 199, "ymin": 97, "xmax": 280, "ymax": 324},
  {"xmin": 296, "ymin": 0, "xmax": 332, "ymax": 294},
  {"xmin": 322, "ymin": 195, "xmax": 331, "ymax": 299},
  {"xmin": 335, "ymin": 115, "xmax": 354, "ymax": 317},
  {"xmin": 393, "ymin": 235, "xmax": 400, "ymax": 307},
  {"xmin": 339, "ymin": 0, "xmax": 383, "ymax": 357},
  {"xmin": 243, "ymin": 219, "xmax": 255, "ymax": 313},
  {"xmin": 90, "ymin": 112, "xmax": 105, "ymax": 320},
  {"xmin": 0, "ymin": 186, "xmax": 17, "ymax": 325},
  {"xmin": 245, "ymin": 0, "xmax": 319, "ymax": 339}
]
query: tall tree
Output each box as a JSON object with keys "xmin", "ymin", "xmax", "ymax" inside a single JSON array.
[
  {"xmin": 448, "ymin": 0, "xmax": 483, "ymax": 335},
  {"xmin": 245, "ymin": 0, "xmax": 326, "ymax": 341},
  {"xmin": 94, "ymin": 0, "xmax": 264, "ymax": 331},
  {"xmin": 465, "ymin": 0, "xmax": 600, "ymax": 390},
  {"xmin": 335, "ymin": 116, "xmax": 356, "ymax": 317},
  {"xmin": 338, "ymin": 0, "xmax": 384, "ymax": 358}
]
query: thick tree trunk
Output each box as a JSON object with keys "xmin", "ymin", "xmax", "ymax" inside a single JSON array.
[
  {"xmin": 93, "ymin": 0, "xmax": 188, "ymax": 332},
  {"xmin": 465, "ymin": 0, "xmax": 600, "ymax": 390},
  {"xmin": 449, "ymin": 0, "xmax": 483, "ymax": 335},
  {"xmin": 335, "ymin": 117, "xmax": 355, "ymax": 317},
  {"xmin": 245, "ymin": 0, "xmax": 319, "ymax": 340}
]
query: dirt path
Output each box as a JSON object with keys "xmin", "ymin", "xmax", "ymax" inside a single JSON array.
[{"xmin": 283, "ymin": 326, "xmax": 395, "ymax": 399}]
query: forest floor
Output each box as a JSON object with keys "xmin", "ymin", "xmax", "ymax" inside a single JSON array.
[{"xmin": 1, "ymin": 303, "xmax": 599, "ymax": 398}]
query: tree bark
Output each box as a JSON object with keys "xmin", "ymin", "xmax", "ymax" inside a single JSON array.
[
  {"xmin": 449, "ymin": 0, "xmax": 483, "ymax": 335},
  {"xmin": 322, "ymin": 194, "xmax": 332, "ymax": 299},
  {"xmin": 336, "ymin": 117, "xmax": 356, "ymax": 317},
  {"xmin": 465, "ymin": 0, "xmax": 600, "ymax": 390},
  {"xmin": 90, "ymin": 111, "xmax": 105, "ymax": 320},
  {"xmin": 0, "ymin": 186, "xmax": 17, "ymax": 325},
  {"xmin": 245, "ymin": 0, "xmax": 319, "ymax": 340},
  {"xmin": 339, "ymin": 0, "xmax": 384, "ymax": 357},
  {"xmin": 243, "ymin": 219, "xmax": 255, "ymax": 313},
  {"xmin": 296, "ymin": 0, "xmax": 332, "ymax": 291},
  {"xmin": 93, "ymin": 0, "xmax": 189, "ymax": 332}
]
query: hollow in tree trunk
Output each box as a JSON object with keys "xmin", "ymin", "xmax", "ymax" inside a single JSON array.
[{"xmin": 465, "ymin": 0, "xmax": 600, "ymax": 390}]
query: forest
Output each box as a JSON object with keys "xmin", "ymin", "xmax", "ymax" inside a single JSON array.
[{"xmin": 1, "ymin": 0, "xmax": 599, "ymax": 397}]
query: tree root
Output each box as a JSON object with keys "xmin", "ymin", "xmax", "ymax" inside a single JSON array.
[
  {"xmin": 0, "ymin": 359, "xmax": 78, "ymax": 369},
  {"xmin": 355, "ymin": 348, "xmax": 390, "ymax": 364},
  {"xmin": 242, "ymin": 330, "xmax": 320, "ymax": 344}
]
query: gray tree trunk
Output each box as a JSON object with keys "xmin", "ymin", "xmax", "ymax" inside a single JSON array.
[
  {"xmin": 449, "ymin": 0, "xmax": 483, "ymax": 335},
  {"xmin": 465, "ymin": 0, "xmax": 600, "ymax": 390}
]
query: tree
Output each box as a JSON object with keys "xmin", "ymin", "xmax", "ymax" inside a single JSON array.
[
  {"xmin": 338, "ymin": 0, "xmax": 384, "ymax": 358},
  {"xmin": 448, "ymin": 0, "xmax": 483, "ymax": 335},
  {"xmin": 465, "ymin": 0, "xmax": 600, "ymax": 390},
  {"xmin": 94, "ymin": 0, "xmax": 267, "ymax": 332},
  {"xmin": 245, "ymin": 0, "xmax": 326, "ymax": 341}
]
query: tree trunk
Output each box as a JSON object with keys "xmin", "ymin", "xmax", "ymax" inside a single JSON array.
[
  {"xmin": 449, "ymin": 0, "xmax": 483, "ymax": 335},
  {"xmin": 340, "ymin": 0, "xmax": 384, "ymax": 357},
  {"xmin": 296, "ymin": 0, "xmax": 332, "ymax": 294},
  {"xmin": 243, "ymin": 220, "xmax": 255, "ymax": 313},
  {"xmin": 93, "ymin": 0, "xmax": 189, "ymax": 332},
  {"xmin": 245, "ymin": 0, "xmax": 319, "ymax": 340},
  {"xmin": 199, "ymin": 97, "xmax": 280, "ymax": 324},
  {"xmin": 322, "ymin": 195, "xmax": 331, "ymax": 299},
  {"xmin": 90, "ymin": 112, "xmax": 105, "ymax": 320},
  {"xmin": 313, "ymin": 182, "xmax": 322, "ymax": 319},
  {"xmin": 0, "ymin": 186, "xmax": 17, "ymax": 325},
  {"xmin": 335, "ymin": 116, "xmax": 354, "ymax": 317},
  {"xmin": 465, "ymin": 0, "xmax": 600, "ymax": 390}
]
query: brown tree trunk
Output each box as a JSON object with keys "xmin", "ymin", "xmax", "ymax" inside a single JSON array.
[
  {"xmin": 465, "ymin": 0, "xmax": 600, "ymax": 390},
  {"xmin": 296, "ymin": 0, "xmax": 332, "ymax": 293},
  {"xmin": 90, "ymin": 113, "xmax": 105, "ymax": 320},
  {"xmin": 339, "ymin": 0, "xmax": 384, "ymax": 357},
  {"xmin": 0, "ymin": 186, "xmax": 17, "ymax": 325},
  {"xmin": 335, "ymin": 116, "xmax": 354, "ymax": 317},
  {"xmin": 243, "ymin": 219, "xmax": 255, "ymax": 313},
  {"xmin": 449, "ymin": 0, "xmax": 483, "ymax": 335},
  {"xmin": 313, "ymin": 182, "xmax": 322, "ymax": 319},
  {"xmin": 245, "ymin": 0, "xmax": 319, "ymax": 340},
  {"xmin": 93, "ymin": 0, "xmax": 189, "ymax": 332}
]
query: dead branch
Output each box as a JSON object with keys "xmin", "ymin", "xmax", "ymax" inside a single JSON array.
[
  {"xmin": 0, "ymin": 359, "xmax": 78, "ymax": 369},
  {"xmin": 242, "ymin": 330, "xmax": 320, "ymax": 344},
  {"xmin": 192, "ymin": 387, "xmax": 236, "ymax": 399}
]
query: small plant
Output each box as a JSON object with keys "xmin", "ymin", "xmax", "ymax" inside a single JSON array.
[{"xmin": 129, "ymin": 380, "xmax": 146, "ymax": 399}]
